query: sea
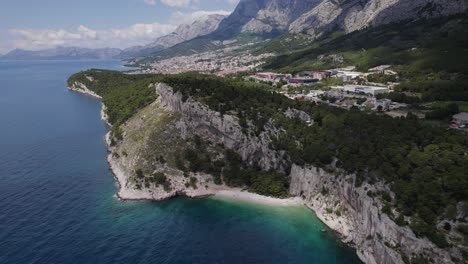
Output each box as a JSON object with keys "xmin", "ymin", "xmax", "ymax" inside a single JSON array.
[{"xmin": 0, "ymin": 60, "xmax": 361, "ymax": 264}]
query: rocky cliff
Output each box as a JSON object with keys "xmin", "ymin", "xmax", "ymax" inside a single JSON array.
[
  {"xmin": 289, "ymin": 165, "xmax": 459, "ymax": 264},
  {"xmin": 71, "ymin": 78, "xmax": 464, "ymax": 264},
  {"xmin": 122, "ymin": 83, "xmax": 465, "ymax": 263},
  {"xmin": 156, "ymin": 83, "xmax": 290, "ymax": 173},
  {"xmin": 213, "ymin": 0, "xmax": 321, "ymax": 37},
  {"xmin": 289, "ymin": 0, "xmax": 468, "ymax": 37}
]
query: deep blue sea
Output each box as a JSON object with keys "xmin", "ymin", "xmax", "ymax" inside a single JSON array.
[{"xmin": 0, "ymin": 60, "xmax": 360, "ymax": 264}]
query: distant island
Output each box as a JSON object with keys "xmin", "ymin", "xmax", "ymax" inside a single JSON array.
[{"xmin": 0, "ymin": 47, "xmax": 122, "ymax": 61}]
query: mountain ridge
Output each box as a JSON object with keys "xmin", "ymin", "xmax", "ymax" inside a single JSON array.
[{"xmin": 120, "ymin": 14, "xmax": 226, "ymax": 59}]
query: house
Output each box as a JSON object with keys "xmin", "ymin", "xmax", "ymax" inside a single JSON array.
[
  {"xmin": 374, "ymin": 99, "xmax": 392, "ymax": 111},
  {"xmin": 452, "ymin": 112, "xmax": 468, "ymax": 126},
  {"xmin": 313, "ymin": 71, "xmax": 332, "ymax": 80}
]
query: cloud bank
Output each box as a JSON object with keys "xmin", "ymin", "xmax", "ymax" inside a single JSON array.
[{"xmin": 3, "ymin": 9, "xmax": 231, "ymax": 52}]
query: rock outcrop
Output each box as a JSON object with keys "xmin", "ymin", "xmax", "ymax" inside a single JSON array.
[
  {"xmin": 144, "ymin": 83, "xmax": 464, "ymax": 263},
  {"xmin": 156, "ymin": 83, "xmax": 290, "ymax": 173},
  {"xmin": 213, "ymin": 0, "xmax": 322, "ymax": 37},
  {"xmin": 289, "ymin": 0, "xmax": 468, "ymax": 37},
  {"xmin": 289, "ymin": 164, "xmax": 458, "ymax": 264},
  {"xmin": 76, "ymin": 80, "xmax": 462, "ymax": 264}
]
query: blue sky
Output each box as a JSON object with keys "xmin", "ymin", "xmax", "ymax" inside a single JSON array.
[{"xmin": 0, "ymin": 0, "xmax": 239, "ymax": 53}]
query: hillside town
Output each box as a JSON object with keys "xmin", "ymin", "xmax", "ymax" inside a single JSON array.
[
  {"xmin": 137, "ymin": 45, "xmax": 274, "ymax": 75},
  {"xmin": 246, "ymin": 66, "xmax": 406, "ymax": 113}
]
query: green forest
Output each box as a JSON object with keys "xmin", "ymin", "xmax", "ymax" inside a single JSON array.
[
  {"xmin": 264, "ymin": 14, "xmax": 468, "ymax": 102},
  {"xmin": 69, "ymin": 69, "xmax": 467, "ymax": 248}
]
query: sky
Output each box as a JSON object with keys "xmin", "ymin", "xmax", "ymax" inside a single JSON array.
[{"xmin": 0, "ymin": 0, "xmax": 239, "ymax": 54}]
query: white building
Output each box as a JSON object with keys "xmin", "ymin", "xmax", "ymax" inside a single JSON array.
[{"xmin": 331, "ymin": 85, "xmax": 390, "ymax": 96}]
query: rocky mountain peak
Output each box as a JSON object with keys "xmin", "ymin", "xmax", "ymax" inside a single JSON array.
[
  {"xmin": 289, "ymin": 0, "xmax": 468, "ymax": 37},
  {"xmin": 213, "ymin": 0, "xmax": 322, "ymax": 37},
  {"xmin": 121, "ymin": 14, "xmax": 226, "ymax": 58}
]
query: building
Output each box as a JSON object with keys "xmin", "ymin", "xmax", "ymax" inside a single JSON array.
[
  {"xmin": 331, "ymin": 85, "xmax": 390, "ymax": 96},
  {"xmin": 374, "ymin": 99, "xmax": 392, "ymax": 111},
  {"xmin": 255, "ymin": 72, "xmax": 290, "ymax": 80},
  {"xmin": 369, "ymin": 65, "xmax": 391, "ymax": 72},
  {"xmin": 313, "ymin": 71, "xmax": 332, "ymax": 80},
  {"xmin": 298, "ymin": 71, "xmax": 331, "ymax": 80},
  {"xmin": 336, "ymin": 70, "xmax": 364, "ymax": 81},
  {"xmin": 288, "ymin": 78, "xmax": 318, "ymax": 85},
  {"xmin": 453, "ymin": 112, "xmax": 468, "ymax": 126}
]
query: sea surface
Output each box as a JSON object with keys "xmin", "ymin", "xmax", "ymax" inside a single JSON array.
[{"xmin": 0, "ymin": 60, "xmax": 361, "ymax": 264}]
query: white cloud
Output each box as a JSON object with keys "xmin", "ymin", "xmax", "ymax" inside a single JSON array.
[
  {"xmin": 144, "ymin": 0, "xmax": 157, "ymax": 5},
  {"xmin": 160, "ymin": 0, "xmax": 199, "ymax": 8},
  {"xmin": 6, "ymin": 23, "xmax": 177, "ymax": 51},
  {"xmin": 155, "ymin": 0, "xmax": 238, "ymax": 8}
]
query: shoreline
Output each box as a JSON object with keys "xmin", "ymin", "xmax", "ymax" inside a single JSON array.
[
  {"xmin": 104, "ymin": 129, "xmax": 303, "ymax": 207},
  {"xmin": 213, "ymin": 190, "xmax": 302, "ymax": 206},
  {"xmin": 70, "ymin": 85, "xmax": 363, "ymax": 262}
]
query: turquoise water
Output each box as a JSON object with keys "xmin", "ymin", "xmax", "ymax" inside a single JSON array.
[{"xmin": 0, "ymin": 60, "xmax": 360, "ymax": 263}]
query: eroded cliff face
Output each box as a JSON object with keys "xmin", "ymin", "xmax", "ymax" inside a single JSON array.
[
  {"xmin": 87, "ymin": 82, "xmax": 460, "ymax": 264},
  {"xmin": 156, "ymin": 83, "xmax": 290, "ymax": 174},
  {"xmin": 289, "ymin": 165, "xmax": 456, "ymax": 264},
  {"xmin": 290, "ymin": 0, "xmax": 468, "ymax": 37},
  {"xmin": 151, "ymin": 84, "xmax": 464, "ymax": 263}
]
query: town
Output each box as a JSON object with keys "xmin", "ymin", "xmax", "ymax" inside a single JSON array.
[
  {"xmin": 247, "ymin": 65, "xmax": 405, "ymax": 112},
  {"xmin": 134, "ymin": 51, "xmax": 467, "ymax": 132},
  {"xmin": 137, "ymin": 44, "xmax": 274, "ymax": 75}
]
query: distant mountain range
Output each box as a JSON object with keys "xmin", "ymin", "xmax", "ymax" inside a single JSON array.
[
  {"xmin": 0, "ymin": 47, "xmax": 122, "ymax": 60},
  {"xmin": 1, "ymin": 14, "xmax": 227, "ymax": 61},
  {"xmin": 138, "ymin": 0, "xmax": 467, "ymax": 62},
  {"xmin": 120, "ymin": 14, "xmax": 227, "ymax": 58},
  {"xmin": 4, "ymin": 0, "xmax": 466, "ymax": 62}
]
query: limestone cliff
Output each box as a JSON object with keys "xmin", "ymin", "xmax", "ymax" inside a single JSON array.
[
  {"xmin": 156, "ymin": 83, "xmax": 290, "ymax": 173},
  {"xmin": 289, "ymin": 165, "xmax": 459, "ymax": 264},
  {"xmin": 70, "ymin": 79, "xmax": 465, "ymax": 264},
  {"xmin": 289, "ymin": 0, "xmax": 468, "ymax": 37}
]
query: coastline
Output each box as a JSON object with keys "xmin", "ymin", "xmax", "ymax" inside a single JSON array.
[
  {"xmin": 69, "ymin": 84, "xmax": 362, "ymax": 261},
  {"xmin": 105, "ymin": 130, "xmax": 303, "ymax": 207}
]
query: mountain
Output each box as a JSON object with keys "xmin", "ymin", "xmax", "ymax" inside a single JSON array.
[
  {"xmin": 0, "ymin": 47, "xmax": 122, "ymax": 60},
  {"xmin": 120, "ymin": 14, "xmax": 226, "ymax": 58},
  {"xmin": 289, "ymin": 0, "xmax": 468, "ymax": 37},
  {"xmin": 135, "ymin": 0, "xmax": 467, "ymax": 64},
  {"xmin": 212, "ymin": 0, "xmax": 322, "ymax": 38},
  {"xmin": 133, "ymin": 0, "xmax": 323, "ymax": 62}
]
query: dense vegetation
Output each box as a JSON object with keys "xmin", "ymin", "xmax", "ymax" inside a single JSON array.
[
  {"xmin": 264, "ymin": 14, "xmax": 468, "ymax": 103},
  {"xmin": 68, "ymin": 70, "xmax": 157, "ymax": 139},
  {"xmin": 180, "ymin": 136, "xmax": 288, "ymax": 197},
  {"xmin": 70, "ymin": 64, "xmax": 467, "ymax": 248},
  {"xmin": 162, "ymin": 74, "xmax": 468, "ymax": 248}
]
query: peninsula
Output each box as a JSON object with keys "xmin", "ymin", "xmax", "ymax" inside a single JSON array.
[{"xmin": 68, "ymin": 70, "xmax": 467, "ymax": 264}]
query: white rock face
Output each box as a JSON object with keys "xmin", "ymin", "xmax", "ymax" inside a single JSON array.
[
  {"xmin": 156, "ymin": 83, "xmax": 290, "ymax": 173},
  {"xmin": 290, "ymin": 0, "xmax": 468, "ymax": 37},
  {"xmin": 214, "ymin": 0, "xmax": 322, "ymax": 36},
  {"xmin": 289, "ymin": 164, "xmax": 456, "ymax": 264},
  {"xmin": 104, "ymin": 83, "xmax": 462, "ymax": 263}
]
